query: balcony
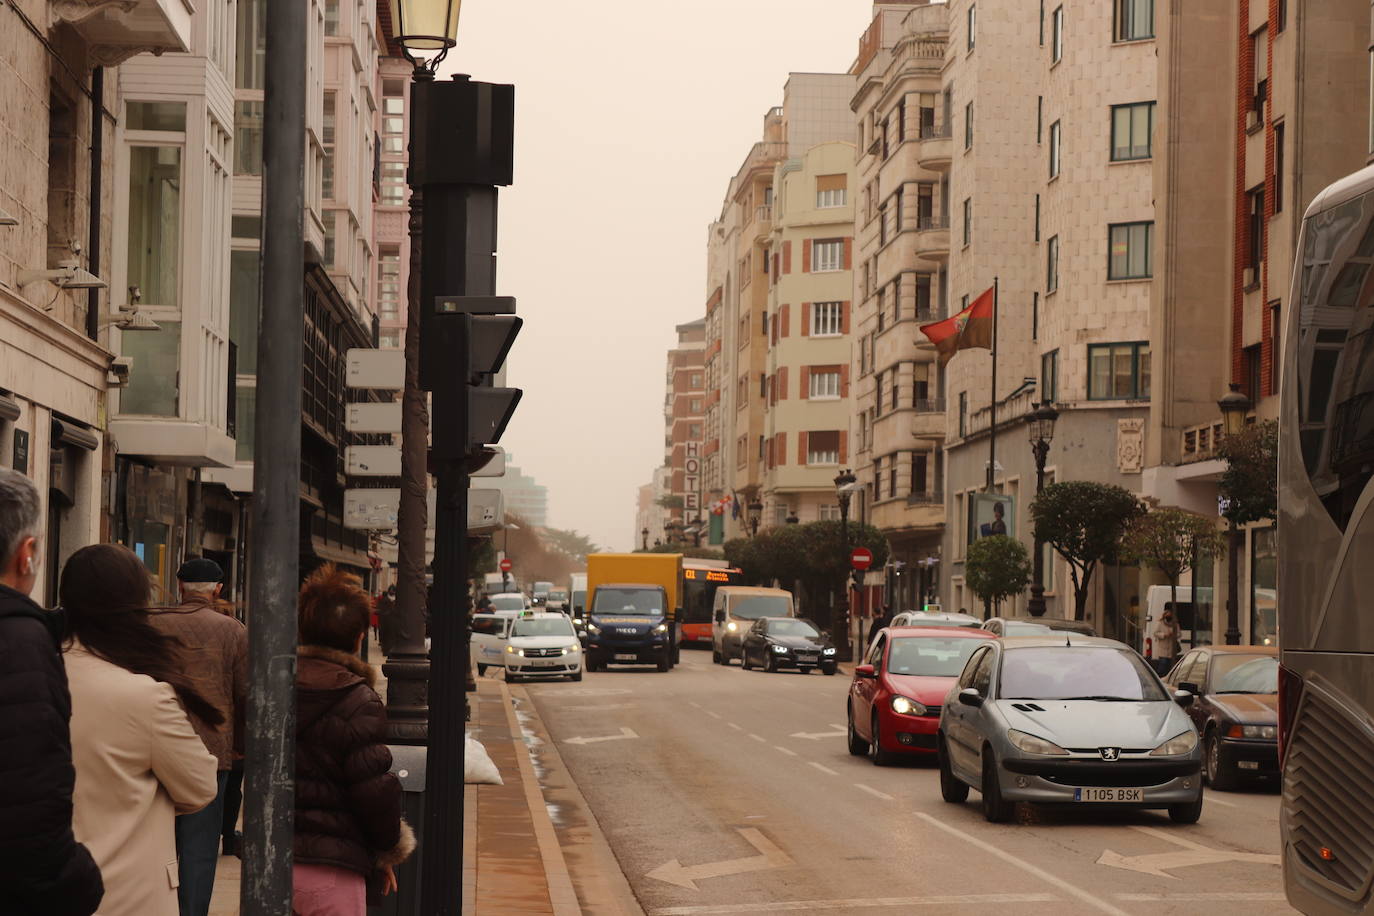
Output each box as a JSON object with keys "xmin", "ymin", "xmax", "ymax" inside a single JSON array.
[
  {"xmin": 754, "ymin": 205, "xmax": 773, "ymax": 242},
  {"xmin": 55, "ymin": 0, "xmax": 193, "ymax": 66},
  {"xmin": 915, "ymin": 217, "xmax": 950, "ymax": 261},
  {"xmin": 917, "ymin": 124, "xmax": 953, "ymax": 171}
]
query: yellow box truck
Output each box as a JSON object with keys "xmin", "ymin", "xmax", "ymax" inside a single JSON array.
[{"xmin": 584, "ymin": 553, "xmax": 683, "ymax": 672}]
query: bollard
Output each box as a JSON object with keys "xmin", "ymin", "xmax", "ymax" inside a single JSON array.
[{"xmin": 368, "ymin": 745, "xmax": 427, "ymax": 916}]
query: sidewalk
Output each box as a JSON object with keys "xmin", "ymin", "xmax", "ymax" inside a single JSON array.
[{"xmin": 209, "ymin": 635, "xmax": 578, "ymax": 915}]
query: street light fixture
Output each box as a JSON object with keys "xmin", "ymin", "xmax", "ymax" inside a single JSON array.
[
  {"xmin": 834, "ymin": 469, "xmax": 859, "ymax": 662},
  {"xmin": 1025, "ymin": 400, "xmax": 1059, "ymax": 617},
  {"xmin": 641, "ymin": 526, "xmax": 649, "ymax": 551},
  {"xmin": 1218, "ymin": 383, "xmax": 1252, "ymax": 645},
  {"xmin": 747, "ymin": 499, "xmax": 764, "ymax": 537},
  {"xmin": 387, "ymin": 0, "xmax": 462, "ymax": 58}
]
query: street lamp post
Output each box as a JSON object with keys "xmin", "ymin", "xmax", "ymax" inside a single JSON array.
[
  {"xmin": 747, "ymin": 499, "xmax": 763, "ymax": 537},
  {"xmin": 1025, "ymin": 401, "xmax": 1059, "ymax": 617},
  {"xmin": 641, "ymin": 527, "xmax": 650, "ymax": 551},
  {"xmin": 834, "ymin": 469, "xmax": 858, "ymax": 662},
  {"xmin": 1218, "ymin": 383, "xmax": 1252, "ymax": 646}
]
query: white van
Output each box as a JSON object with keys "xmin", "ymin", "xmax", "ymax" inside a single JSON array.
[
  {"xmin": 1143, "ymin": 585, "xmax": 1215, "ymax": 655},
  {"xmin": 711, "ymin": 586, "xmax": 794, "ymax": 665},
  {"xmin": 471, "ymin": 613, "xmax": 514, "ymax": 675}
]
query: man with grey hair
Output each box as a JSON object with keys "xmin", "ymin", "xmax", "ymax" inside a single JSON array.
[{"xmin": 0, "ymin": 467, "xmax": 103, "ymax": 914}]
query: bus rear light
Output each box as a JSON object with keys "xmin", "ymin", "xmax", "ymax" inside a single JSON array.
[
  {"xmin": 1278, "ymin": 663, "xmax": 1303, "ymax": 765},
  {"xmin": 1319, "ymin": 847, "xmax": 1336, "ymax": 862}
]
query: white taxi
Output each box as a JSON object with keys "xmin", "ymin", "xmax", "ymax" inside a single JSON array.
[{"xmin": 504, "ymin": 612, "xmax": 583, "ymax": 683}]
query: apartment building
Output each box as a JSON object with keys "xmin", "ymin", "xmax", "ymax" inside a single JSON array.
[
  {"xmin": 1143, "ymin": 0, "xmax": 1369, "ymax": 644},
  {"xmin": 0, "ymin": 0, "xmax": 190, "ymax": 604},
  {"xmin": 373, "ymin": 43, "xmax": 412, "ymax": 351},
  {"xmin": 665, "ymin": 319, "xmax": 706, "ymax": 532},
  {"xmin": 849, "ymin": 1, "xmax": 949, "ymax": 611},
  {"xmin": 488, "ymin": 453, "xmax": 549, "ymax": 527},
  {"xmin": 760, "ymin": 141, "xmax": 856, "ymax": 526}
]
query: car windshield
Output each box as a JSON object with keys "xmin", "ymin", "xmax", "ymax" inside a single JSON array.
[
  {"xmin": 549, "ymin": 589, "xmax": 568, "ymax": 601},
  {"xmin": 490, "ymin": 595, "xmax": 525, "ymax": 611},
  {"xmin": 1210, "ymin": 655, "xmax": 1279, "ymax": 694},
  {"xmin": 1002, "ymin": 621, "xmax": 1054, "ymax": 636},
  {"xmin": 888, "ymin": 637, "xmax": 984, "ymax": 677},
  {"xmin": 471, "ymin": 616, "xmax": 506, "ymax": 636},
  {"xmin": 593, "ymin": 588, "xmax": 663, "ymax": 615},
  {"xmin": 511, "ymin": 618, "xmax": 575, "ymax": 638},
  {"xmin": 768, "ymin": 619, "xmax": 819, "ymax": 638},
  {"xmin": 571, "ymin": 590, "xmax": 586, "ymax": 610},
  {"xmin": 729, "ymin": 595, "xmax": 791, "ymax": 619},
  {"xmin": 999, "ymin": 647, "xmax": 1168, "ymax": 701}
]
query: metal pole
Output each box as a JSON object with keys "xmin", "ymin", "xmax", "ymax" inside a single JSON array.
[
  {"xmin": 1027, "ymin": 440, "xmax": 1048, "ymax": 616},
  {"xmin": 85, "ymin": 66, "xmax": 103, "ymax": 341},
  {"xmin": 837, "ymin": 493, "xmax": 850, "ymax": 661},
  {"xmin": 1225, "ymin": 521, "xmax": 1242, "ymax": 645},
  {"xmin": 242, "ymin": 0, "xmax": 306, "ymax": 907},
  {"xmin": 987, "ymin": 278, "xmax": 998, "ymax": 491}
]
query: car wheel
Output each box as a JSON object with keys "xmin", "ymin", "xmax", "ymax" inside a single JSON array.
[
  {"xmin": 570, "ymin": 670, "xmax": 583, "ymax": 682},
  {"xmin": 981, "ymin": 749, "xmax": 1012, "ymax": 823},
  {"xmin": 847, "ymin": 707, "xmax": 869, "ymax": 756},
  {"xmin": 1204, "ymin": 730, "xmax": 1236, "ymax": 791},
  {"xmin": 477, "ymin": 664, "xmax": 488, "ymax": 676},
  {"xmin": 939, "ymin": 736, "xmax": 969, "ymax": 803},
  {"xmin": 657, "ymin": 654, "xmax": 671, "ymax": 672},
  {"xmin": 741, "ymin": 649, "xmax": 753, "ymax": 670},
  {"xmin": 1168, "ymin": 794, "xmax": 1204, "ymax": 824},
  {"xmin": 766, "ymin": 653, "xmax": 779, "ymax": 673},
  {"xmin": 712, "ymin": 645, "xmax": 722, "ymax": 664},
  {"xmin": 821, "ymin": 663, "xmax": 837, "ymax": 676},
  {"xmin": 869, "ymin": 711, "xmax": 894, "ymax": 766}
]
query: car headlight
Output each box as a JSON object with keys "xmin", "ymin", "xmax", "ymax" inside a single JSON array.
[
  {"xmin": 586, "ymin": 624, "xmax": 600, "ymax": 635},
  {"xmin": 1229, "ymin": 724, "xmax": 1277, "ymax": 740},
  {"xmin": 652, "ymin": 623, "xmax": 668, "ymax": 635},
  {"xmin": 1007, "ymin": 728, "xmax": 1069, "ymax": 756},
  {"xmin": 771, "ymin": 645, "xmax": 789, "ymax": 654},
  {"xmin": 890, "ymin": 696, "xmax": 928, "ymax": 716},
  {"xmin": 726, "ymin": 621, "xmax": 738, "ymax": 632},
  {"xmin": 504, "ymin": 646, "xmax": 523, "ymax": 657},
  {"xmin": 823, "ymin": 647, "xmax": 837, "ymax": 655},
  {"xmin": 1150, "ymin": 730, "xmax": 1199, "ymax": 756}
]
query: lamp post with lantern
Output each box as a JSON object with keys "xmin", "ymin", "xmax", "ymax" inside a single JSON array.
[
  {"xmin": 1025, "ymin": 400, "xmax": 1059, "ymax": 616},
  {"xmin": 747, "ymin": 499, "xmax": 764, "ymax": 537},
  {"xmin": 834, "ymin": 469, "xmax": 858, "ymax": 661},
  {"xmin": 641, "ymin": 526, "xmax": 650, "ymax": 551},
  {"xmin": 1218, "ymin": 383, "xmax": 1253, "ymax": 645}
]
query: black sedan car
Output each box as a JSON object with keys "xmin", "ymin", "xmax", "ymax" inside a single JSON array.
[
  {"xmin": 1163, "ymin": 645, "xmax": 1279, "ymax": 789},
  {"xmin": 740, "ymin": 617, "xmax": 838, "ymax": 674}
]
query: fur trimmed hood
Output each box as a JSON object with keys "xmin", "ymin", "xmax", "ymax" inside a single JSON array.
[{"xmin": 297, "ymin": 644, "xmax": 378, "ymax": 689}]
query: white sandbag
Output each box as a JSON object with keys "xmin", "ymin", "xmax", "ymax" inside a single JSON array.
[{"xmin": 465, "ymin": 734, "xmax": 503, "ymax": 785}]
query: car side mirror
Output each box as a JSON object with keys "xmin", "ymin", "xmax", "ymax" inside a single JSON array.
[
  {"xmin": 715, "ymin": 611, "xmax": 726, "ymax": 623},
  {"xmin": 855, "ymin": 664, "xmax": 876, "ymax": 679},
  {"xmin": 1174, "ymin": 688, "xmax": 1195, "ymax": 707},
  {"xmin": 1178, "ymin": 682, "xmax": 1200, "ymax": 695},
  {"xmin": 958, "ymin": 687, "xmax": 984, "ymax": 707}
]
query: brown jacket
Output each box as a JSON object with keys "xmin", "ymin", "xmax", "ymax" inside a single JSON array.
[{"xmin": 147, "ymin": 599, "xmax": 248, "ymax": 769}]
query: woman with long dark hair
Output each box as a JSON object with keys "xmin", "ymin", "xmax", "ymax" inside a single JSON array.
[{"xmin": 60, "ymin": 544, "xmax": 219, "ymax": 916}]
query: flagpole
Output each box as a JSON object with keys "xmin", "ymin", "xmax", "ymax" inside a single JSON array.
[{"xmin": 987, "ymin": 277, "xmax": 998, "ymax": 492}]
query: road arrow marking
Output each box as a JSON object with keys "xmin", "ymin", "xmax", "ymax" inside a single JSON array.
[
  {"xmin": 646, "ymin": 827, "xmax": 793, "ymax": 891},
  {"xmin": 563, "ymin": 727, "xmax": 638, "ymax": 746},
  {"xmin": 789, "ymin": 730, "xmax": 846, "ymax": 740},
  {"xmin": 1096, "ymin": 826, "xmax": 1280, "ymax": 879}
]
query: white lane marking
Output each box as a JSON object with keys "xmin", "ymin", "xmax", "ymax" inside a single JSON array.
[
  {"xmin": 914, "ymin": 812, "xmax": 1130, "ymax": 916},
  {"xmin": 748, "ymin": 734, "xmax": 767, "ymax": 743},
  {"xmin": 1096, "ymin": 825, "xmax": 1281, "ymax": 879},
  {"xmin": 1114, "ymin": 893, "xmax": 1286, "ymax": 902},
  {"xmin": 809, "ymin": 762, "xmax": 839, "ymax": 776},
  {"xmin": 853, "ymin": 783, "xmax": 893, "ymax": 801},
  {"xmin": 774, "ymin": 746, "xmax": 798, "ymax": 757},
  {"xmin": 1202, "ymin": 792, "xmax": 1239, "ymax": 808},
  {"xmin": 645, "ymin": 827, "xmax": 792, "ymax": 891},
  {"xmin": 647, "ymin": 893, "xmax": 1059, "ymax": 914},
  {"xmin": 706, "ymin": 711, "xmax": 722, "ymax": 720},
  {"xmin": 559, "ymin": 702, "xmax": 638, "ymax": 712},
  {"xmin": 829, "ymin": 723, "xmax": 845, "ymax": 729},
  {"xmin": 790, "ymin": 730, "xmax": 847, "ymax": 740},
  {"xmin": 727, "ymin": 722, "xmax": 744, "ymax": 732},
  {"xmin": 562, "ymin": 727, "xmax": 638, "ymax": 746}
]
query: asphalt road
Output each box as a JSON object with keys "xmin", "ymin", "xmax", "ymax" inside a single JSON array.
[{"xmin": 521, "ymin": 647, "xmax": 1292, "ymax": 916}]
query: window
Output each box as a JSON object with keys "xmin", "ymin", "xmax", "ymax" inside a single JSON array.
[
  {"xmin": 1251, "ymin": 526, "xmax": 1277, "ymax": 644},
  {"xmin": 322, "ymin": 214, "xmax": 335, "ymax": 268},
  {"xmin": 689, "ymin": 398, "xmax": 703, "ymax": 413},
  {"xmin": 121, "ymin": 322, "xmax": 182, "ymax": 415},
  {"xmin": 1277, "ymin": 0, "xmax": 1287, "ymax": 32},
  {"xmin": 234, "ymin": 101, "xmax": 264, "ymax": 175},
  {"xmin": 1034, "ymin": 194, "xmax": 1041, "ymax": 241},
  {"xmin": 1244, "ymin": 345, "xmax": 1262, "ymax": 402},
  {"xmin": 324, "ymin": 0, "xmax": 339, "ymax": 34},
  {"xmin": 815, "ymin": 173, "xmax": 847, "ymax": 213},
  {"xmin": 1114, "ymin": 0, "xmax": 1153, "ymax": 41},
  {"xmin": 967, "ymin": 4, "xmax": 976, "ymax": 50},
  {"xmin": 813, "ymin": 239, "xmax": 844, "ymax": 272},
  {"xmin": 230, "ymin": 250, "xmax": 260, "ymax": 373},
  {"xmin": 1270, "ymin": 301, "xmax": 1282, "ymax": 392},
  {"xmin": 818, "ymin": 504, "xmax": 840, "ymax": 521},
  {"xmin": 1048, "ymin": 120, "xmax": 1061, "ymax": 178},
  {"xmin": 1088, "ymin": 342, "xmax": 1151, "ymax": 399},
  {"xmin": 1052, "ymin": 6, "xmax": 1064, "ymax": 63},
  {"xmin": 689, "ymin": 423, "xmax": 703, "ymax": 439},
  {"xmin": 809, "ymin": 369, "xmax": 841, "ymax": 399},
  {"xmin": 127, "ymin": 101, "xmax": 186, "ymax": 131},
  {"xmin": 1111, "ymin": 102, "xmax": 1154, "ymax": 161},
  {"xmin": 378, "ymin": 329, "xmax": 401, "ymax": 349},
  {"xmin": 126, "ymin": 146, "xmax": 182, "ymax": 307},
  {"xmin": 376, "ymin": 245, "xmax": 401, "ymax": 320},
  {"xmin": 1041, "ymin": 350, "xmax": 1059, "ymax": 402},
  {"xmin": 1039, "ymin": 0, "xmax": 1045, "ymax": 44},
  {"xmin": 382, "ymin": 89, "xmax": 405, "ymax": 154},
  {"xmin": 1247, "ymin": 186, "xmax": 1265, "ymax": 272},
  {"xmin": 1037, "ymin": 96, "xmax": 1043, "ymax": 143},
  {"xmin": 962, "ymin": 198, "xmax": 971, "ymax": 246},
  {"xmin": 690, "ymin": 372, "xmax": 703, "ymax": 387},
  {"xmin": 1108, "ymin": 221, "xmax": 1153, "ymax": 279},
  {"xmin": 1274, "ymin": 122, "xmax": 1285, "ymax": 213},
  {"xmin": 1046, "ymin": 235, "xmax": 1059, "ymax": 292},
  {"xmin": 321, "ymin": 92, "xmax": 335, "ymax": 199},
  {"xmin": 912, "ymin": 452, "xmax": 929, "ymax": 496},
  {"xmin": 235, "ymin": 0, "xmax": 266, "ymax": 90},
  {"xmin": 1252, "ymin": 29, "xmax": 1268, "ymax": 116},
  {"xmin": 964, "ymin": 101, "xmax": 974, "ymax": 149},
  {"xmin": 381, "ymin": 162, "xmax": 406, "ymax": 206},
  {"xmin": 958, "ymin": 391, "xmax": 968, "ymax": 437},
  {"xmin": 807, "ymin": 431, "xmax": 840, "ymax": 466},
  {"xmin": 812, "ymin": 302, "xmax": 843, "ymax": 336},
  {"xmin": 1032, "ymin": 291, "xmax": 1039, "ymax": 339}
]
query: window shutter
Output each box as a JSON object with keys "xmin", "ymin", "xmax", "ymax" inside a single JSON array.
[
  {"xmin": 799, "ymin": 366, "xmax": 810, "ymax": 400},
  {"xmin": 841, "ymin": 364, "xmax": 850, "ymax": 398},
  {"xmin": 798, "ymin": 431, "xmax": 808, "ymax": 465},
  {"xmin": 802, "ymin": 240, "xmax": 811, "ymax": 273},
  {"xmin": 842, "ymin": 301, "xmax": 851, "ymax": 335},
  {"xmin": 779, "ymin": 366, "xmax": 788, "ymax": 400},
  {"xmin": 802, "ymin": 302, "xmax": 811, "ymax": 337},
  {"xmin": 777, "ymin": 432, "xmax": 787, "ymax": 465},
  {"xmin": 843, "ymin": 238, "xmax": 853, "ymax": 271},
  {"xmin": 780, "ymin": 304, "xmax": 790, "ymax": 338},
  {"xmin": 839, "ymin": 430, "xmax": 849, "ymax": 463},
  {"xmin": 783, "ymin": 240, "xmax": 792, "ymax": 274}
]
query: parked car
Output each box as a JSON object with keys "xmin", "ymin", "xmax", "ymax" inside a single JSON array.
[
  {"xmin": 1162, "ymin": 645, "xmax": 1279, "ymax": 789},
  {"xmin": 740, "ymin": 617, "xmax": 836, "ymax": 674},
  {"xmin": 503, "ymin": 612, "xmax": 583, "ymax": 683},
  {"xmin": 982, "ymin": 615, "xmax": 1097, "ymax": 638},
  {"xmin": 937, "ymin": 635, "xmax": 1203, "ymax": 824},
  {"xmin": 488, "ymin": 592, "xmax": 531, "ymax": 613},
  {"xmin": 471, "ymin": 612, "xmax": 514, "ymax": 675},
  {"xmin": 891, "ymin": 611, "xmax": 984, "ymax": 629},
  {"xmin": 848, "ymin": 626, "xmax": 996, "ymax": 765}
]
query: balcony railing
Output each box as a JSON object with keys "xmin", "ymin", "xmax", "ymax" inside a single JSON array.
[
  {"xmin": 918, "ymin": 216, "xmax": 949, "ymax": 231},
  {"xmin": 1181, "ymin": 420, "xmax": 1225, "ymax": 463},
  {"xmin": 907, "ymin": 490, "xmax": 942, "ymax": 506},
  {"xmin": 920, "ymin": 123, "xmax": 952, "ymax": 140},
  {"xmin": 913, "ymin": 397, "xmax": 946, "ymax": 413},
  {"xmin": 756, "ymin": 205, "xmax": 772, "ymax": 223}
]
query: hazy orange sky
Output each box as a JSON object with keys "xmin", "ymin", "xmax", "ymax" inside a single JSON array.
[{"xmin": 445, "ymin": 0, "xmax": 877, "ymax": 551}]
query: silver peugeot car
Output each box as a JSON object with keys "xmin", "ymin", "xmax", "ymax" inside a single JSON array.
[{"xmin": 937, "ymin": 635, "xmax": 1204, "ymax": 824}]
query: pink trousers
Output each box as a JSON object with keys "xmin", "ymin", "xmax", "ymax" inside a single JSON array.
[{"xmin": 292, "ymin": 863, "xmax": 366, "ymax": 916}]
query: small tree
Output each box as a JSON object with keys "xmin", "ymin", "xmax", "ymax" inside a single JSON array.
[
  {"xmin": 965, "ymin": 535, "xmax": 1031, "ymax": 615},
  {"xmin": 1217, "ymin": 420, "xmax": 1278, "ymax": 526},
  {"xmin": 1031, "ymin": 481, "xmax": 1143, "ymax": 620},
  {"xmin": 1122, "ymin": 507, "xmax": 1226, "ymax": 636}
]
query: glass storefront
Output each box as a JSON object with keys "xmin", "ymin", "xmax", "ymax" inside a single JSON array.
[{"xmin": 1251, "ymin": 525, "xmax": 1277, "ymax": 646}]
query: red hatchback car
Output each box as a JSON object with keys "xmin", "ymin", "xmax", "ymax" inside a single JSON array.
[{"xmin": 847, "ymin": 626, "xmax": 996, "ymax": 765}]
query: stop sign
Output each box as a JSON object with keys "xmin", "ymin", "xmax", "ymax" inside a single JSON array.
[
  {"xmin": 850, "ymin": 547, "xmax": 873, "ymax": 571},
  {"xmin": 499, "ymin": 558, "xmax": 512, "ymax": 573}
]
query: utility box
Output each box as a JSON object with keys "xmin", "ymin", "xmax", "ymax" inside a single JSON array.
[{"xmin": 367, "ymin": 745, "xmax": 427, "ymax": 916}]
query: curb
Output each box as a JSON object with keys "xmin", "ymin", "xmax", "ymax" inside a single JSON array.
[{"xmin": 498, "ymin": 680, "xmax": 582, "ymax": 916}]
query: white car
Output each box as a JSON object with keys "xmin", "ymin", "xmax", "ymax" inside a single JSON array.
[
  {"xmin": 471, "ymin": 613, "xmax": 514, "ymax": 675},
  {"xmin": 504, "ymin": 613, "xmax": 583, "ymax": 683},
  {"xmin": 487, "ymin": 592, "xmax": 530, "ymax": 613}
]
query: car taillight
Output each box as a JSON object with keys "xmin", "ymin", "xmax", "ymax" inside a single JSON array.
[{"xmin": 1277, "ymin": 663, "xmax": 1303, "ymax": 765}]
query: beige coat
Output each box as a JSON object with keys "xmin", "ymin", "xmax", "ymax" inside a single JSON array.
[{"xmin": 65, "ymin": 643, "xmax": 219, "ymax": 916}]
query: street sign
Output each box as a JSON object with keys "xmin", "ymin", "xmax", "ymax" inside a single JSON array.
[
  {"xmin": 470, "ymin": 446, "xmax": 507, "ymax": 478},
  {"xmin": 345, "ymin": 349, "xmax": 404, "ymax": 389},
  {"xmin": 344, "ymin": 487, "xmax": 502, "ymax": 532},
  {"xmin": 345, "ymin": 445, "xmax": 401, "ymax": 476},
  {"xmin": 851, "ymin": 547, "xmax": 874, "ymax": 571},
  {"xmin": 345, "ymin": 402, "xmax": 403, "ymax": 434},
  {"xmin": 499, "ymin": 557, "xmax": 512, "ymax": 572}
]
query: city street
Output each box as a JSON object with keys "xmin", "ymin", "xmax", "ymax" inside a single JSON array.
[{"xmin": 522, "ymin": 648, "xmax": 1289, "ymax": 916}]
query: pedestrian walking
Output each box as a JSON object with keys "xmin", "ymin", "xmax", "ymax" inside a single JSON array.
[
  {"xmin": 0, "ymin": 468, "xmax": 104, "ymax": 916},
  {"xmin": 1152, "ymin": 608, "xmax": 1182, "ymax": 673},
  {"xmin": 60, "ymin": 544, "xmax": 221, "ymax": 916},
  {"xmin": 144, "ymin": 556, "xmax": 248, "ymax": 915},
  {"xmin": 294, "ymin": 564, "xmax": 415, "ymax": 914}
]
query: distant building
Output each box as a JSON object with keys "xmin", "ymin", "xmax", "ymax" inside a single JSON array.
[
  {"xmin": 665, "ymin": 319, "xmax": 706, "ymax": 534},
  {"xmin": 490, "ymin": 453, "xmax": 549, "ymax": 528}
]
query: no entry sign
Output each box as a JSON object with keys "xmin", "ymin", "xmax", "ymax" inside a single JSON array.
[
  {"xmin": 850, "ymin": 547, "xmax": 873, "ymax": 571},
  {"xmin": 499, "ymin": 558, "xmax": 513, "ymax": 573}
]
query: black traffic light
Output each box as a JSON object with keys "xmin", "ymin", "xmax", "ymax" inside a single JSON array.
[{"xmin": 428, "ymin": 305, "xmax": 522, "ymax": 462}]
